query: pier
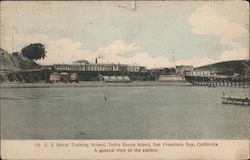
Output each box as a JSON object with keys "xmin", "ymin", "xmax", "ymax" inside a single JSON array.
[{"xmin": 184, "ymin": 75, "xmax": 250, "ymax": 88}]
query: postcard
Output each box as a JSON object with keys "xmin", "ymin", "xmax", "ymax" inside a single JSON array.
[{"xmin": 0, "ymin": 1, "xmax": 249, "ymax": 159}]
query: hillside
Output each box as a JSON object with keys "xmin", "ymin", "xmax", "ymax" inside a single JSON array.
[
  {"xmin": 0, "ymin": 48, "xmax": 39, "ymax": 71},
  {"xmin": 195, "ymin": 60, "xmax": 250, "ymax": 75},
  {"xmin": 0, "ymin": 48, "xmax": 40, "ymax": 82}
]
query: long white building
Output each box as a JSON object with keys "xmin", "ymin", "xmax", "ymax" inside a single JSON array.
[{"xmin": 51, "ymin": 63, "xmax": 145, "ymax": 72}]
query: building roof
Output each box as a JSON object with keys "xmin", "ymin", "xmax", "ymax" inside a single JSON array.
[
  {"xmin": 176, "ymin": 65, "xmax": 193, "ymax": 68},
  {"xmin": 149, "ymin": 67, "xmax": 175, "ymax": 71}
]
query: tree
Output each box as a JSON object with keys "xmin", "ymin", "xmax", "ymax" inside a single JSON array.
[{"xmin": 21, "ymin": 43, "xmax": 46, "ymax": 60}]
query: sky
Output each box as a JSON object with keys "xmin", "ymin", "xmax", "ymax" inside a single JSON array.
[{"xmin": 0, "ymin": 1, "xmax": 249, "ymax": 68}]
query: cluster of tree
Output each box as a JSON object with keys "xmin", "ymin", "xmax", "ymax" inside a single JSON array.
[{"xmin": 21, "ymin": 43, "xmax": 46, "ymax": 60}]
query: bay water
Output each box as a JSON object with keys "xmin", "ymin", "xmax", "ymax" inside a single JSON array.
[{"xmin": 1, "ymin": 85, "xmax": 249, "ymax": 139}]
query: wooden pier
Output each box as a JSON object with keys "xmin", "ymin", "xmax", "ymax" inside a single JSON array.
[{"xmin": 184, "ymin": 75, "xmax": 250, "ymax": 88}]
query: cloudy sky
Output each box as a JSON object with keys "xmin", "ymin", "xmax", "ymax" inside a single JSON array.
[{"xmin": 1, "ymin": 1, "xmax": 249, "ymax": 68}]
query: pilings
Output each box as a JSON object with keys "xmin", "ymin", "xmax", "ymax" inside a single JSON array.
[{"xmin": 184, "ymin": 75, "xmax": 250, "ymax": 88}]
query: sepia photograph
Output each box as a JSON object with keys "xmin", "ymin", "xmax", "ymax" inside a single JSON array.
[{"xmin": 0, "ymin": 1, "xmax": 249, "ymax": 159}]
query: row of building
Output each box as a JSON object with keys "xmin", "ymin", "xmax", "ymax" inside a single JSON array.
[
  {"xmin": 43, "ymin": 62, "xmax": 201, "ymax": 76},
  {"xmin": 43, "ymin": 59, "xmax": 215, "ymax": 80},
  {"xmin": 43, "ymin": 61, "xmax": 219, "ymax": 82},
  {"xmin": 44, "ymin": 63, "xmax": 147, "ymax": 73},
  {"xmin": 149, "ymin": 65, "xmax": 194, "ymax": 75}
]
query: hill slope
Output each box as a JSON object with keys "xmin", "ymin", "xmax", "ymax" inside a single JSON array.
[
  {"xmin": 0, "ymin": 48, "xmax": 39, "ymax": 71},
  {"xmin": 195, "ymin": 60, "xmax": 250, "ymax": 75}
]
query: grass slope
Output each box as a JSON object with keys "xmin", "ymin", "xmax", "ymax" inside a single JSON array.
[{"xmin": 195, "ymin": 60, "xmax": 249, "ymax": 75}]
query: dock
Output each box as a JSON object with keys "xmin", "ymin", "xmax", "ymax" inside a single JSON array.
[{"xmin": 185, "ymin": 75, "xmax": 250, "ymax": 88}]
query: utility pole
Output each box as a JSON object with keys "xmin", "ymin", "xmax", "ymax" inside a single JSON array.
[
  {"xmin": 12, "ymin": 35, "xmax": 14, "ymax": 54},
  {"xmin": 172, "ymin": 49, "xmax": 176, "ymax": 68},
  {"xmin": 12, "ymin": 26, "xmax": 16, "ymax": 54}
]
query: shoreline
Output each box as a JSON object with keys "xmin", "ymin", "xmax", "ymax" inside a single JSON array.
[{"xmin": 0, "ymin": 81, "xmax": 192, "ymax": 88}]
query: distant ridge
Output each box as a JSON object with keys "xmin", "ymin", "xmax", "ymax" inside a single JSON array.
[{"xmin": 195, "ymin": 60, "xmax": 250, "ymax": 75}]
